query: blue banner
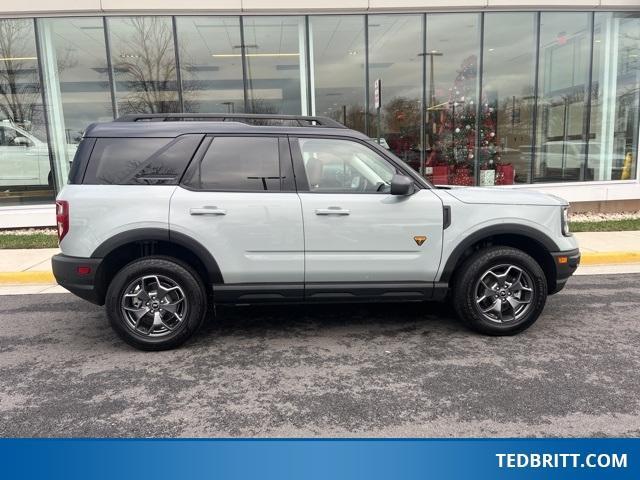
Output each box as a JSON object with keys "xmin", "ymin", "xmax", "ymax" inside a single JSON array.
[{"xmin": 0, "ymin": 438, "xmax": 637, "ymax": 479}]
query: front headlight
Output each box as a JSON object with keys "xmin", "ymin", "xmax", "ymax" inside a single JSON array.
[{"xmin": 561, "ymin": 206, "xmax": 570, "ymax": 236}]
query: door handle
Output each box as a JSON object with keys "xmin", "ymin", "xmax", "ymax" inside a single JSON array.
[
  {"xmin": 315, "ymin": 207, "xmax": 350, "ymax": 216},
  {"xmin": 190, "ymin": 206, "xmax": 227, "ymax": 216}
]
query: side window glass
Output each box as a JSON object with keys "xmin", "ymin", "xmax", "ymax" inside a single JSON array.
[
  {"xmin": 183, "ymin": 136, "xmax": 281, "ymax": 191},
  {"xmin": 132, "ymin": 135, "xmax": 203, "ymax": 185},
  {"xmin": 0, "ymin": 126, "xmax": 31, "ymax": 147},
  {"xmin": 298, "ymin": 138, "xmax": 396, "ymax": 193},
  {"xmin": 84, "ymin": 138, "xmax": 171, "ymax": 184},
  {"xmin": 83, "ymin": 135, "xmax": 202, "ymax": 185}
]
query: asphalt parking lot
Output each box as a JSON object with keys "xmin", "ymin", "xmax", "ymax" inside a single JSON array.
[{"xmin": 1, "ymin": 273, "xmax": 639, "ymax": 438}]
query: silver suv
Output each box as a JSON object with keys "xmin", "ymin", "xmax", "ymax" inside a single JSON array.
[
  {"xmin": 0, "ymin": 119, "xmax": 76, "ymax": 188},
  {"xmin": 52, "ymin": 114, "xmax": 580, "ymax": 350}
]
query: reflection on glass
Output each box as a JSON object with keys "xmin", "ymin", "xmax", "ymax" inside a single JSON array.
[
  {"xmin": 310, "ymin": 16, "xmax": 365, "ymax": 132},
  {"xmin": 243, "ymin": 16, "xmax": 305, "ymax": 115},
  {"xmin": 534, "ymin": 12, "xmax": 590, "ymax": 183},
  {"xmin": 368, "ymin": 15, "xmax": 422, "ymax": 173},
  {"xmin": 481, "ymin": 13, "xmax": 537, "ymax": 185},
  {"xmin": 176, "ymin": 16, "xmax": 245, "ymax": 114},
  {"xmin": 299, "ymin": 137, "xmax": 395, "ymax": 193},
  {"xmin": 38, "ymin": 17, "xmax": 113, "ymax": 191},
  {"xmin": 43, "ymin": 18, "xmax": 113, "ymax": 141},
  {"xmin": 187, "ymin": 137, "xmax": 281, "ymax": 191},
  {"xmin": 0, "ymin": 19, "xmax": 53, "ymax": 206},
  {"xmin": 108, "ymin": 16, "xmax": 180, "ymax": 114},
  {"xmin": 589, "ymin": 12, "xmax": 639, "ymax": 181},
  {"xmin": 425, "ymin": 13, "xmax": 480, "ymax": 185}
]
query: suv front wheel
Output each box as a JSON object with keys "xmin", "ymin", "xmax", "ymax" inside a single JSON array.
[
  {"xmin": 452, "ymin": 246, "xmax": 547, "ymax": 335},
  {"xmin": 105, "ymin": 256, "xmax": 207, "ymax": 350}
]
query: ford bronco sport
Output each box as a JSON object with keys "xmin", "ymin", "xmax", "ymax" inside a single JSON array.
[{"xmin": 52, "ymin": 113, "xmax": 580, "ymax": 350}]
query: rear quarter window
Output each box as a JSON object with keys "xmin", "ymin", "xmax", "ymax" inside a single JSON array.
[{"xmin": 83, "ymin": 135, "xmax": 204, "ymax": 185}]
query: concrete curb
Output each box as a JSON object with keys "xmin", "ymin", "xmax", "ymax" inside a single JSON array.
[
  {"xmin": 579, "ymin": 251, "xmax": 640, "ymax": 265},
  {"xmin": 1, "ymin": 251, "xmax": 640, "ymax": 285},
  {"xmin": 0, "ymin": 271, "xmax": 55, "ymax": 284}
]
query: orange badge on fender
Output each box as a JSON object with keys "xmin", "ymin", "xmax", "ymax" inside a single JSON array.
[{"xmin": 414, "ymin": 236, "xmax": 427, "ymax": 246}]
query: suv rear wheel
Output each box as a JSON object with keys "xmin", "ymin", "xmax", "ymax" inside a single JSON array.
[
  {"xmin": 452, "ymin": 246, "xmax": 547, "ymax": 335},
  {"xmin": 105, "ymin": 256, "xmax": 207, "ymax": 350}
]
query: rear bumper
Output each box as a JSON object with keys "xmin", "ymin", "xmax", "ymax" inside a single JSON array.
[
  {"xmin": 51, "ymin": 254, "xmax": 104, "ymax": 305},
  {"xmin": 550, "ymin": 248, "xmax": 580, "ymax": 294}
]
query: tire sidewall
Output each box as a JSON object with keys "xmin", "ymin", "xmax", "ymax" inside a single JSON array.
[
  {"xmin": 454, "ymin": 247, "xmax": 547, "ymax": 335},
  {"xmin": 106, "ymin": 256, "xmax": 206, "ymax": 350}
]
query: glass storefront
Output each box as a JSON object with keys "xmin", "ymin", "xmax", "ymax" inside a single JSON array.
[
  {"xmin": 243, "ymin": 16, "xmax": 306, "ymax": 115},
  {"xmin": 368, "ymin": 14, "xmax": 423, "ymax": 172},
  {"xmin": 0, "ymin": 10, "xmax": 638, "ymax": 207},
  {"xmin": 424, "ymin": 13, "xmax": 480, "ymax": 185},
  {"xmin": 107, "ymin": 16, "xmax": 181, "ymax": 115},
  {"xmin": 535, "ymin": 12, "xmax": 591, "ymax": 183},
  {"xmin": 175, "ymin": 16, "xmax": 245, "ymax": 114},
  {"xmin": 481, "ymin": 12, "xmax": 537, "ymax": 185},
  {"xmin": 37, "ymin": 17, "xmax": 113, "ymax": 192},
  {"xmin": 590, "ymin": 12, "xmax": 640, "ymax": 182},
  {"xmin": 0, "ymin": 18, "xmax": 52, "ymax": 205},
  {"xmin": 309, "ymin": 15, "xmax": 366, "ymax": 132}
]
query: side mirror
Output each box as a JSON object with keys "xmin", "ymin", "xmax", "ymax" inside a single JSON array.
[{"xmin": 390, "ymin": 174, "xmax": 415, "ymax": 196}]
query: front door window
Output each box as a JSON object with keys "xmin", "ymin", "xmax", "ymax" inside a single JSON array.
[{"xmin": 298, "ymin": 138, "xmax": 396, "ymax": 193}]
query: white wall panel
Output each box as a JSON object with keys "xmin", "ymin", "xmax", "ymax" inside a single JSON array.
[
  {"xmin": 242, "ymin": 0, "xmax": 368, "ymax": 10},
  {"xmin": 101, "ymin": 0, "xmax": 242, "ymax": 11},
  {"xmin": 1, "ymin": 0, "xmax": 101, "ymax": 15},
  {"xmin": 599, "ymin": 0, "xmax": 640, "ymax": 6},
  {"xmin": 4, "ymin": 0, "xmax": 640, "ymax": 16},
  {"xmin": 488, "ymin": 0, "xmax": 599, "ymax": 6},
  {"xmin": 514, "ymin": 182, "xmax": 640, "ymax": 203},
  {"xmin": 369, "ymin": 0, "xmax": 486, "ymax": 8}
]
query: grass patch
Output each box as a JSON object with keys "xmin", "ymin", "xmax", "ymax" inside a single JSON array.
[
  {"xmin": 570, "ymin": 218, "xmax": 640, "ymax": 232},
  {"xmin": 0, "ymin": 233, "xmax": 59, "ymax": 249}
]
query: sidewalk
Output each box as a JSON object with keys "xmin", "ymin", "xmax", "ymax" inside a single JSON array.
[
  {"xmin": 572, "ymin": 231, "xmax": 640, "ymax": 263},
  {"xmin": 0, "ymin": 232, "xmax": 639, "ymax": 291},
  {"xmin": 0, "ymin": 248, "xmax": 66, "ymax": 294}
]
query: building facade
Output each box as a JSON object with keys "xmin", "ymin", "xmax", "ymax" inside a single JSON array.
[{"xmin": 1, "ymin": 0, "xmax": 639, "ymax": 227}]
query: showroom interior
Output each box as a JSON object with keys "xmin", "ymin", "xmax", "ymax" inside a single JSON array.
[{"xmin": 0, "ymin": 5, "xmax": 639, "ymax": 226}]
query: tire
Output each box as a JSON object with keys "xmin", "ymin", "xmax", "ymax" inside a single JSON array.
[
  {"xmin": 105, "ymin": 256, "xmax": 207, "ymax": 351},
  {"xmin": 452, "ymin": 246, "xmax": 547, "ymax": 336}
]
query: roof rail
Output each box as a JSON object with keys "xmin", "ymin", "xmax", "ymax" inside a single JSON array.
[{"xmin": 114, "ymin": 113, "xmax": 346, "ymax": 129}]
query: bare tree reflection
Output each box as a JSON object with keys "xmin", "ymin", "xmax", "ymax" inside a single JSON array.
[
  {"xmin": 112, "ymin": 17, "xmax": 180, "ymax": 114},
  {"xmin": 328, "ymin": 104, "xmax": 367, "ymax": 132},
  {"xmin": 0, "ymin": 20, "xmax": 40, "ymax": 126}
]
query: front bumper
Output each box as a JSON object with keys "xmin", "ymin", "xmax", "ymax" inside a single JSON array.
[
  {"xmin": 550, "ymin": 248, "xmax": 580, "ymax": 294},
  {"xmin": 51, "ymin": 254, "xmax": 104, "ymax": 305}
]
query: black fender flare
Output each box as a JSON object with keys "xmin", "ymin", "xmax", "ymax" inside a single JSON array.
[
  {"xmin": 91, "ymin": 228, "xmax": 223, "ymax": 283},
  {"xmin": 439, "ymin": 223, "xmax": 559, "ymax": 283}
]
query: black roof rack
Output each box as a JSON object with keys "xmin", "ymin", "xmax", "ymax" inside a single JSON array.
[{"xmin": 114, "ymin": 113, "xmax": 346, "ymax": 129}]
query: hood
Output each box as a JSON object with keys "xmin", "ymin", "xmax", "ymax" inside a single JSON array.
[{"xmin": 442, "ymin": 186, "xmax": 568, "ymax": 207}]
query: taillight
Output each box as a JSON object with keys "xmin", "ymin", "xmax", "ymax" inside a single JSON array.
[{"xmin": 56, "ymin": 200, "xmax": 69, "ymax": 242}]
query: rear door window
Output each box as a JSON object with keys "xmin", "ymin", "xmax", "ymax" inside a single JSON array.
[
  {"xmin": 182, "ymin": 136, "xmax": 281, "ymax": 191},
  {"xmin": 83, "ymin": 134, "xmax": 203, "ymax": 185}
]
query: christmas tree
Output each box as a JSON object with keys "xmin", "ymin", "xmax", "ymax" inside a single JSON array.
[{"xmin": 427, "ymin": 54, "xmax": 478, "ymax": 185}]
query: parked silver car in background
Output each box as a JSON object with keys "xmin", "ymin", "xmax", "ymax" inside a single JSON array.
[{"xmin": 0, "ymin": 119, "xmax": 76, "ymax": 188}]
